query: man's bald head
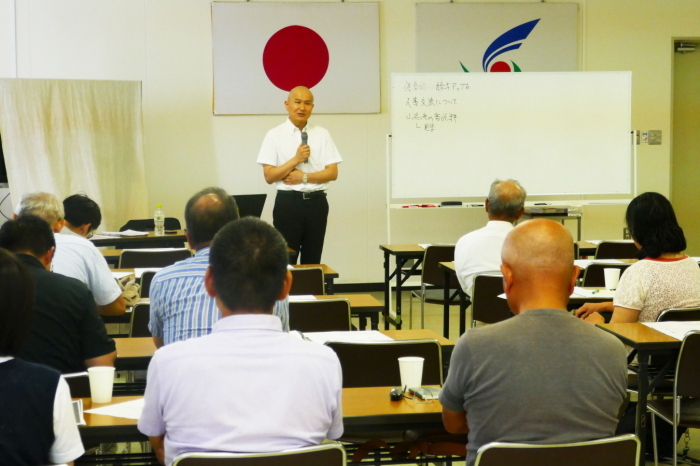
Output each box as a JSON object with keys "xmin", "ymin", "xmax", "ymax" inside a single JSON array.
[
  {"xmin": 287, "ymin": 86, "xmax": 313, "ymax": 102},
  {"xmin": 285, "ymin": 86, "xmax": 315, "ymax": 129},
  {"xmin": 487, "ymin": 179, "xmax": 526, "ymax": 222},
  {"xmin": 184, "ymin": 187, "xmax": 239, "ymax": 249},
  {"xmin": 501, "ymin": 219, "xmax": 577, "ymax": 313}
]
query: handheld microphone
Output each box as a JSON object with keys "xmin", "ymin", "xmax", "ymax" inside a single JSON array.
[{"xmin": 301, "ymin": 131, "xmax": 308, "ymax": 163}]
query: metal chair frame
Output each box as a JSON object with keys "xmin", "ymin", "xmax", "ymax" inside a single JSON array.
[{"xmin": 474, "ymin": 434, "xmax": 640, "ymax": 466}]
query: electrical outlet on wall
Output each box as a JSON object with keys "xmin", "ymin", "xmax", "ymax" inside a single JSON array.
[
  {"xmin": 641, "ymin": 132, "xmax": 649, "ymax": 143},
  {"xmin": 648, "ymin": 130, "xmax": 662, "ymax": 145},
  {"xmin": 623, "ymin": 227, "xmax": 631, "ymax": 239}
]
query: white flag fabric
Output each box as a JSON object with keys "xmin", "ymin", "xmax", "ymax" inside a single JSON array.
[
  {"xmin": 416, "ymin": 3, "xmax": 578, "ymax": 73},
  {"xmin": 212, "ymin": 2, "xmax": 379, "ymax": 115}
]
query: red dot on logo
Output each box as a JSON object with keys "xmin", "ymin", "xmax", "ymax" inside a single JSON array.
[
  {"xmin": 490, "ymin": 61, "xmax": 512, "ymax": 72},
  {"xmin": 263, "ymin": 26, "xmax": 329, "ymax": 91}
]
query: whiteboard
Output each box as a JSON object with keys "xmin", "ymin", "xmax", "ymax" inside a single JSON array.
[{"xmin": 391, "ymin": 72, "xmax": 632, "ymax": 198}]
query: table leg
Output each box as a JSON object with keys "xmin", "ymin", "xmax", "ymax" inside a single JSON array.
[
  {"xmin": 443, "ymin": 268, "xmax": 451, "ymax": 338},
  {"xmin": 395, "ymin": 257, "xmax": 405, "ymax": 330},
  {"xmin": 635, "ymin": 352, "xmax": 649, "ymax": 465},
  {"xmin": 370, "ymin": 313, "xmax": 379, "ymax": 331},
  {"xmin": 459, "ymin": 289, "xmax": 467, "ymax": 335},
  {"xmin": 577, "ymin": 216, "xmax": 582, "ymax": 242},
  {"xmin": 358, "ymin": 315, "xmax": 367, "ymax": 330},
  {"xmin": 383, "ymin": 250, "xmax": 391, "ymax": 330}
]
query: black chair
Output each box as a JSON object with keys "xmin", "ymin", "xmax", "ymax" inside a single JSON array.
[
  {"xmin": 470, "ymin": 274, "xmax": 513, "ymax": 328},
  {"xmin": 130, "ymin": 303, "xmax": 151, "ymax": 337},
  {"xmin": 172, "ymin": 444, "xmax": 346, "ymax": 466},
  {"xmin": 118, "ymin": 249, "xmax": 192, "ymax": 268},
  {"xmin": 140, "ymin": 270, "xmax": 157, "ymax": 299},
  {"xmin": 232, "ymin": 194, "xmax": 267, "ymax": 218},
  {"xmin": 325, "ymin": 339, "xmax": 442, "ymax": 388},
  {"xmin": 474, "ymin": 435, "xmax": 640, "ymax": 466},
  {"xmin": 289, "ymin": 267, "xmax": 325, "ymax": 295},
  {"xmin": 289, "ymin": 298, "xmax": 351, "ymax": 332},
  {"xmin": 119, "ymin": 218, "xmax": 181, "ymax": 232},
  {"xmin": 581, "ymin": 263, "xmax": 631, "ymax": 287},
  {"xmin": 409, "ymin": 245, "xmax": 463, "ymax": 329},
  {"xmin": 657, "ymin": 307, "xmax": 700, "ymax": 322},
  {"xmin": 64, "ymin": 373, "xmax": 91, "ymax": 398},
  {"xmin": 594, "ymin": 241, "xmax": 639, "ymax": 260},
  {"xmin": 649, "ymin": 331, "xmax": 700, "ymax": 466}
]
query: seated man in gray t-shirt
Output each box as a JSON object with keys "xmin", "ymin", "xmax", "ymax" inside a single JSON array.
[{"xmin": 440, "ymin": 219, "xmax": 627, "ymax": 466}]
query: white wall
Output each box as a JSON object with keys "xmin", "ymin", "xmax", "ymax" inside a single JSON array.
[{"xmin": 7, "ymin": 0, "xmax": 700, "ymax": 283}]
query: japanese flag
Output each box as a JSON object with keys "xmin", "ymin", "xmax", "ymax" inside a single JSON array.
[{"xmin": 212, "ymin": 2, "xmax": 379, "ymax": 115}]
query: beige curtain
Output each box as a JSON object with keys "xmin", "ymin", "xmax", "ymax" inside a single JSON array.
[{"xmin": 0, "ymin": 78, "xmax": 148, "ymax": 231}]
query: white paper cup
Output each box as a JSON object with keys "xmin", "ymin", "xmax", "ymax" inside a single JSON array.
[
  {"xmin": 398, "ymin": 356, "xmax": 424, "ymax": 389},
  {"xmin": 88, "ymin": 366, "xmax": 115, "ymax": 403},
  {"xmin": 604, "ymin": 268, "xmax": 621, "ymax": 291}
]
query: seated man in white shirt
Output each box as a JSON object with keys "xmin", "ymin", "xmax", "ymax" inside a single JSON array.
[
  {"xmin": 138, "ymin": 217, "xmax": 343, "ymax": 465},
  {"xmin": 14, "ymin": 192, "xmax": 126, "ymax": 316},
  {"xmin": 454, "ymin": 179, "xmax": 526, "ymax": 297}
]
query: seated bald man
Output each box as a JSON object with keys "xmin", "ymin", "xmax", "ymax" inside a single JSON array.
[{"xmin": 440, "ymin": 219, "xmax": 627, "ymax": 466}]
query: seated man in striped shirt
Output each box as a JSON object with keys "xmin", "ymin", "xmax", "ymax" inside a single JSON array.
[{"xmin": 149, "ymin": 187, "xmax": 290, "ymax": 348}]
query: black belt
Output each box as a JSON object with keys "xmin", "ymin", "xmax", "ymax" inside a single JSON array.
[{"xmin": 277, "ymin": 190, "xmax": 327, "ymax": 200}]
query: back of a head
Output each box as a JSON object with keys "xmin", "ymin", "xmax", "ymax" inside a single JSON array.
[
  {"xmin": 502, "ymin": 219, "xmax": 574, "ymax": 289},
  {"xmin": 0, "ymin": 248, "xmax": 35, "ymax": 356},
  {"xmin": 16, "ymin": 192, "xmax": 64, "ymax": 226},
  {"xmin": 0, "ymin": 216, "xmax": 57, "ymax": 258},
  {"xmin": 487, "ymin": 179, "xmax": 527, "ymax": 221},
  {"xmin": 210, "ymin": 217, "xmax": 288, "ymax": 313},
  {"xmin": 63, "ymin": 194, "xmax": 102, "ymax": 231},
  {"xmin": 185, "ymin": 187, "xmax": 240, "ymax": 247},
  {"xmin": 626, "ymin": 192, "xmax": 685, "ymax": 259}
]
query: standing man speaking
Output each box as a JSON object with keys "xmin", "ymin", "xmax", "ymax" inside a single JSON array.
[{"xmin": 257, "ymin": 86, "xmax": 342, "ymax": 264}]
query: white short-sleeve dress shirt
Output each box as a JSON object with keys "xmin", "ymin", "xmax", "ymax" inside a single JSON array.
[
  {"xmin": 256, "ymin": 119, "xmax": 343, "ymax": 192},
  {"xmin": 53, "ymin": 230, "xmax": 121, "ymax": 306},
  {"xmin": 454, "ymin": 221, "xmax": 514, "ymax": 297},
  {"xmin": 138, "ymin": 314, "xmax": 343, "ymax": 465}
]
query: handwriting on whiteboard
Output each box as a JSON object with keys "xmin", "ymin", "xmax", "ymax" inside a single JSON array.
[{"xmin": 402, "ymin": 81, "xmax": 471, "ymax": 92}]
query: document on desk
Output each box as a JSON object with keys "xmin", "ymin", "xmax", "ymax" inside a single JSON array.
[
  {"xmin": 643, "ymin": 321, "xmax": 700, "ymax": 341},
  {"xmin": 288, "ymin": 295, "xmax": 317, "ymax": 302},
  {"xmin": 574, "ymin": 259, "xmax": 623, "ymax": 270},
  {"xmin": 572, "ymin": 287, "xmax": 615, "ymax": 298},
  {"xmin": 586, "ymin": 240, "xmax": 634, "ymax": 245},
  {"xmin": 100, "ymin": 230, "xmax": 149, "ymax": 237},
  {"xmin": 85, "ymin": 398, "xmax": 145, "ymax": 420},
  {"xmin": 133, "ymin": 268, "xmax": 163, "ymax": 279},
  {"xmin": 304, "ymin": 331, "xmax": 394, "ymax": 345},
  {"xmin": 418, "ymin": 244, "xmax": 431, "ymax": 249},
  {"xmin": 112, "ymin": 271, "xmax": 133, "ymax": 279}
]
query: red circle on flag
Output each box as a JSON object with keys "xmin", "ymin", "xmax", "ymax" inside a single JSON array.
[
  {"xmin": 490, "ymin": 61, "xmax": 512, "ymax": 72},
  {"xmin": 263, "ymin": 26, "xmax": 329, "ymax": 91}
]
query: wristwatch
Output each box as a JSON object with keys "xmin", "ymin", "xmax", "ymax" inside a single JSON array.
[{"xmin": 302, "ymin": 173, "xmax": 308, "ymax": 184}]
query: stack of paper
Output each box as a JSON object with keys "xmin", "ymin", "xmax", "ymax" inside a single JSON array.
[{"xmin": 643, "ymin": 321, "xmax": 700, "ymax": 340}]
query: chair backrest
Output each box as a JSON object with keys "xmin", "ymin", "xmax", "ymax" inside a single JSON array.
[
  {"xmin": 232, "ymin": 194, "xmax": 267, "ymax": 218},
  {"xmin": 130, "ymin": 303, "xmax": 151, "ymax": 337},
  {"xmin": 63, "ymin": 373, "xmax": 91, "ymax": 398},
  {"xmin": 420, "ymin": 245, "xmax": 457, "ymax": 288},
  {"xmin": 657, "ymin": 306, "xmax": 700, "ymax": 322},
  {"xmin": 675, "ymin": 331, "xmax": 700, "ymax": 398},
  {"xmin": 289, "ymin": 299, "xmax": 351, "ymax": 332},
  {"xmin": 471, "ymin": 274, "xmax": 513, "ymax": 326},
  {"xmin": 474, "ymin": 434, "xmax": 640, "ymax": 466},
  {"xmin": 140, "ymin": 271, "xmax": 157, "ymax": 299},
  {"xmin": 119, "ymin": 217, "xmax": 181, "ymax": 232},
  {"xmin": 325, "ymin": 339, "xmax": 442, "ymax": 388},
  {"xmin": 119, "ymin": 249, "xmax": 192, "ymax": 268},
  {"xmin": 594, "ymin": 241, "xmax": 638, "ymax": 260},
  {"xmin": 581, "ymin": 263, "xmax": 631, "ymax": 287},
  {"xmin": 172, "ymin": 444, "xmax": 346, "ymax": 466},
  {"xmin": 289, "ymin": 267, "xmax": 325, "ymax": 295}
]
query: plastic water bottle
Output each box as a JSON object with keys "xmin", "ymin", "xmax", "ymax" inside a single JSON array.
[{"xmin": 154, "ymin": 204, "xmax": 165, "ymax": 236}]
